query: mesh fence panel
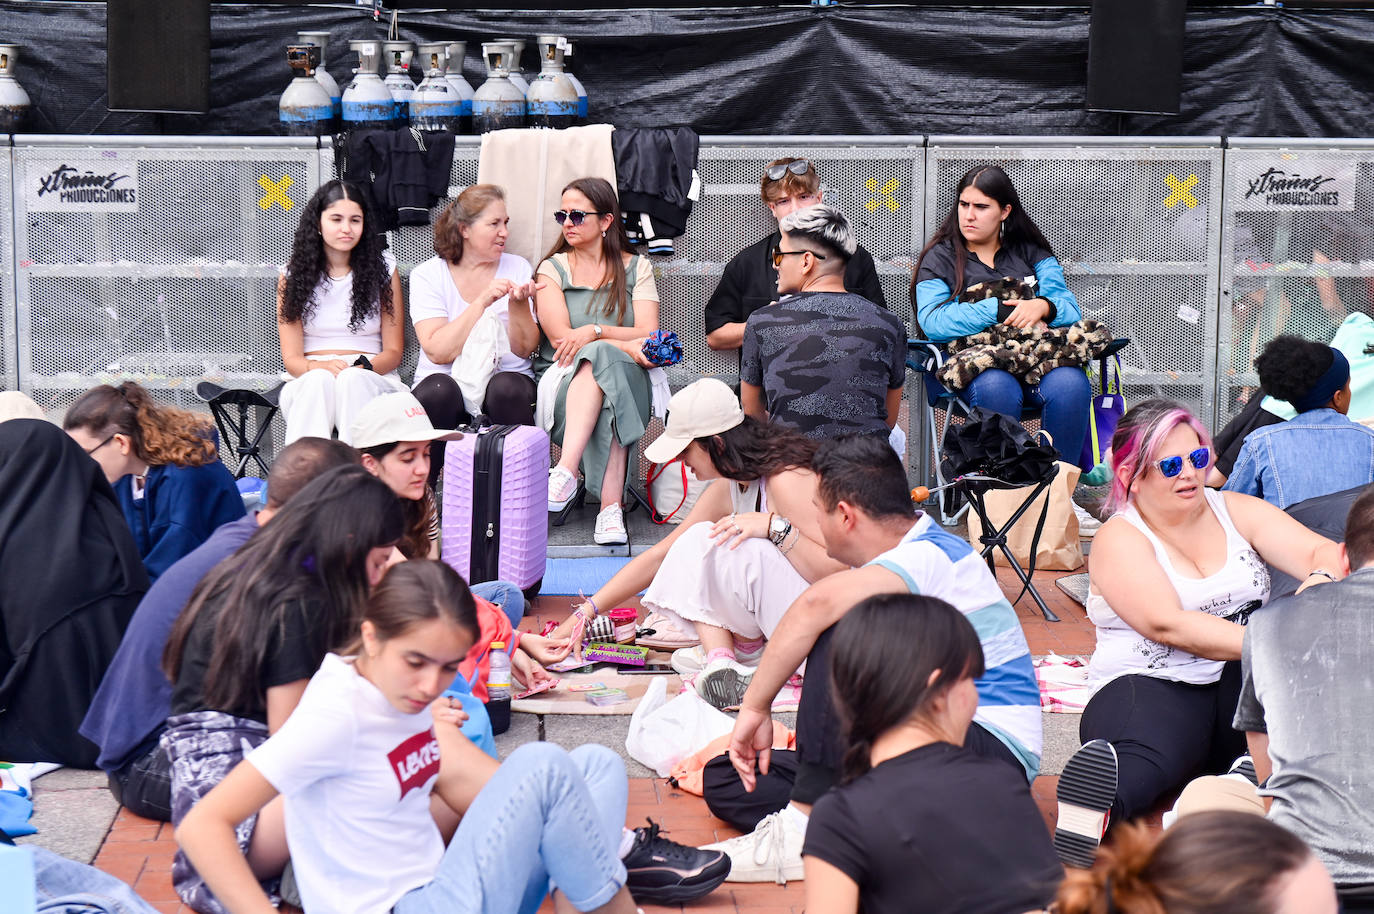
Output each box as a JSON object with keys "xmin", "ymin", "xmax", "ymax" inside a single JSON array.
[
  {"xmin": 1219, "ymin": 145, "xmax": 1374, "ymax": 421},
  {"xmin": 0, "ymin": 148, "xmax": 12, "ymax": 391}
]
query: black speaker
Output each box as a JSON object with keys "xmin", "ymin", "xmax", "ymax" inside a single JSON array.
[
  {"xmin": 1086, "ymin": 0, "xmax": 1186, "ymax": 116},
  {"xmin": 107, "ymin": 0, "xmax": 210, "ymax": 113}
]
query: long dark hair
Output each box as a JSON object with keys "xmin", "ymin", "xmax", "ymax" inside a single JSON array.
[
  {"xmin": 163, "ymin": 464, "xmax": 405, "ymax": 712},
  {"xmin": 911, "ymin": 165, "xmax": 1056, "ymax": 307},
  {"xmin": 830, "ymin": 594, "xmax": 985, "ymax": 783},
  {"xmin": 280, "ymin": 179, "xmax": 394, "ymax": 330},
  {"xmin": 542, "ymin": 176, "xmax": 634, "ymax": 325},
  {"xmin": 699, "ymin": 416, "xmax": 818, "ymax": 482},
  {"xmin": 346, "ymin": 560, "xmax": 479, "ymax": 655},
  {"xmin": 1054, "ymin": 811, "xmax": 1318, "ymax": 914},
  {"xmin": 64, "ymin": 381, "xmax": 216, "ymax": 467},
  {"xmin": 360, "ymin": 441, "xmax": 436, "ymax": 560}
]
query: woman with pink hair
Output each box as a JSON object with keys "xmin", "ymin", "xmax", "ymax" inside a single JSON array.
[{"xmin": 1051, "ymin": 399, "xmax": 1345, "ymax": 869}]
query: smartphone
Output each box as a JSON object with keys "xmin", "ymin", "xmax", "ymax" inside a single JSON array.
[{"xmin": 620, "ymin": 664, "xmax": 676, "ymax": 675}]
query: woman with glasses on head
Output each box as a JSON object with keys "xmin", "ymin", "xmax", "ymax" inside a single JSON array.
[
  {"xmin": 536, "ymin": 176, "xmax": 659, "ymax": 545},
  {"xmin": 705, "ymin": 157, "xmax": 885, "ymax": 353},
  {"xmin": 1051, "ymin": 399, "xmax": 1344, "ymax": 870},
  {"xmin": 409, "ymin": 184, "xmax": 542, "ymax": 484},
  {"xmin": 64, "ymin": 381, "xmax": 244, "ymax": 583}
]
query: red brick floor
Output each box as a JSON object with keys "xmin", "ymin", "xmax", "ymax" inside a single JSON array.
[{"xmin": 90, "ymin": 564, "xmax": 1104, "ymax": 913}]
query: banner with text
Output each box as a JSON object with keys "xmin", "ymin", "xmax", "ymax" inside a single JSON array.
[
  {"xmin": 25, "ymin": 156, "xmax": 140, "ymax": 212},
  {"xmin": 1235, "ymin": 156, "xmax": 1356, "ymax": 210}
]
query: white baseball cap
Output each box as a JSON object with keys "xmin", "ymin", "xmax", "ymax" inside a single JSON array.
[
  {"xmin": 350, "ymin": 391, "xmax": 463, "ymax": 450},
  {"xmin": 643, "ymin": 378, "xmax": 745, "ymax": 464}
]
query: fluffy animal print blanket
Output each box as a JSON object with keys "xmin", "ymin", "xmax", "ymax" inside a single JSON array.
[{"xmin": 936, "ymin": 318, "xmax": 1116, "ymax": 391}]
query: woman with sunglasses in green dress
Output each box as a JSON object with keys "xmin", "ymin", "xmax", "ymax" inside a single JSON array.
[
  {"xmin": 536, "ymin": 177, "xmax": 659, "ymax": 545},
  {"xmin": 1050, "ymin": 399, "xmax": 1344, "ymax": 870}
]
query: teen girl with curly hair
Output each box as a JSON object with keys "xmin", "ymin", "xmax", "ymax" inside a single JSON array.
[
  {"xmin": 277, "ymin": 179, "xmax": 406, "ymax": 445},
  {"xmin": 64, "ymin": 381, "xmax": 244, "ymax": 582}
]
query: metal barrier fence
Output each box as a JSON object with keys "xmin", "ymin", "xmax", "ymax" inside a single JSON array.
[{"xmin": 4, "ymin": 134, "xmax": 1371, "ymax": 485}]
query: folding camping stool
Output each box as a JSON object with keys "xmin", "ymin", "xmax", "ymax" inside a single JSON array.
[
  {"xmin": 196, "ymin": 380, "xmax": 285, "ymax": 479},
  {"xmin": 954, "ymin": 468, "xmax": 1061, "ymax": 622}
]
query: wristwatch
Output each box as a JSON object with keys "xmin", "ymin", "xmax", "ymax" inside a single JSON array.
[
  {"xmin": 592, "ymin": 323, "xmax": 604, "ymax": 339},
  {"xmin": 768, "ymin": 514, "xmax": 793, "ymax": 547}
]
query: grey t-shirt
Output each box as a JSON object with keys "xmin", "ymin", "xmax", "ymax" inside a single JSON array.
[
  {"xmin": 1234, "ymin": 568, "xmax": 1374, "ymax": 887},
  {"xmin": 740, "ymin": 290, "xmax": 906, "ymax": 439}
]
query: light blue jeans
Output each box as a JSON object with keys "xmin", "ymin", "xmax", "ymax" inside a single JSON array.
[
  {"xmin": 393, "ymin": 743, "xmax": 628, "ymax": 914},
  {"xmin": 27, "ymin": 845, "xmax": 159, "ymax": 913},
  {"xmin": 471, "ymin": 580, "xmax": 526, "ymax": 631}
]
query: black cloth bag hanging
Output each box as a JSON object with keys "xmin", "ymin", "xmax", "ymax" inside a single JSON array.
[{"xmin": 939, "ymin": 407, "xmax": 1060, "ymax": 487}]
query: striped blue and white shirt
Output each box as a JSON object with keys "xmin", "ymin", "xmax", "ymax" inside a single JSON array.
[{"xmin": 866, "ymin": 514, "xmax": 1043, "ymax": 779}]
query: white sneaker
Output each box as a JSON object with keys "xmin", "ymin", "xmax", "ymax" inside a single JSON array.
[
  {"xmin": 695, "ymin": 656, "xmax": 754, "ymax": 709},
  {"xmin": 670, "ymin": 643, "xmax": 765, "ymax": 677},
  {"xmin": 548, "ymin": 466, "xmax": 579, "ymax": 512},
  {"xmin": 594, "ymin": 502, "xmax": 627, "ymax": 545},
  {"xmin": 1073, "ymin": 501, "xmax": 1102, "ymax": 536},
  {"xmin": 701, "ymin": 809, "xmax": 806, "ymax": 884}
]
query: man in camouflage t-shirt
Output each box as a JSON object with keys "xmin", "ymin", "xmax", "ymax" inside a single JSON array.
[{"xmin": 741, "ymin": 205, "xmax": 906, "ymax": 439}]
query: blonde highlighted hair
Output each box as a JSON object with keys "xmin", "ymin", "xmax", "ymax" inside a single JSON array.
[{"xmin": 63, "ymin": 381, "xmax": 217, "ymax": 467}]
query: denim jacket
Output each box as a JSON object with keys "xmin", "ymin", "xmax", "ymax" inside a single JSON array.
[{"xmin": 1223, "ymin": 408, "xmax": 1374, "ymax": 509}]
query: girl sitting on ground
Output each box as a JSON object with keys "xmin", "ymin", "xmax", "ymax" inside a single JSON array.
[
  {"xmin": 160, "ymin": 465, "xmax": 404, "ymax": 913},
  {"xmin": 802, "ymin": 593, "xmax": 1062, "ymax": 914},
  {"xmin": 549, "ymin": 378, "xmax": 846, "ymax": 710},
  {"xmin": 63, "ymin": 381, "xmax": 244, "ymax": 582},
  {"xmin": 177, "ymin": 560, "xmax": 724, "ymax": 913},
  {"xmin": 277, "ymin": 179, "xmax": 407, "ymax": 445}
]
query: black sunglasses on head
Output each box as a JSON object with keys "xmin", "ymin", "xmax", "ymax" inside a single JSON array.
[{"xmin": 553, "ymin": 209, "xmax": 604, "ymax": 226}]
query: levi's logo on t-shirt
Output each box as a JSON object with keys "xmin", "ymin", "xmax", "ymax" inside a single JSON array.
[{"xmin": 388, "ymin": 729, "xmax": 441, "ymax": 799}]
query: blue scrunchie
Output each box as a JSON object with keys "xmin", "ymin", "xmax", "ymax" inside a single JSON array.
[{"xmin": 641, "ymin": 330, "xmax": 683, "ymax": 367}]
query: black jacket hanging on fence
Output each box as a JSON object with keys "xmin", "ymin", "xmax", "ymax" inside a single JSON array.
[
  {"xmin": 612, "ymin": 127, "xmax": 700, "ymax": 253},
  {"xmin": 344, "ymin": 128, "xmax": 456, "ymax": 232}
]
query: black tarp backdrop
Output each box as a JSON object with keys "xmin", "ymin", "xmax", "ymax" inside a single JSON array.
[{"xmin": 2, "ymin": 2, "xmax": 1374, "ymax": 137}]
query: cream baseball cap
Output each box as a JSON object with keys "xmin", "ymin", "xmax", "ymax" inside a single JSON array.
[
  {"xmin": 350, "ymin": 391, "xmax": 463, "ymax": 449},
  {"xmin": 644, "ymin": 378, "xmax": 746, "ymax": 464}
]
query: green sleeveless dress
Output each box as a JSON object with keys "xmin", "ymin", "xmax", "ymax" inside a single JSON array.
[{"xmin": 535, "ymin": 253, "xmax": 654, "ymax": 499}]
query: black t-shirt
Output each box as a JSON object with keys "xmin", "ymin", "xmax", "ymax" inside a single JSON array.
[
  {"xmin": 704, "ymin": 230, "xmax": 887, "ymax": 335},
  {"xmin": 802, "ymin": 742, "xmax": 1062, "ymax": 914},
  {"xmin": 170, "ymin": 595, "xmax": 329, "ymax": 723}
]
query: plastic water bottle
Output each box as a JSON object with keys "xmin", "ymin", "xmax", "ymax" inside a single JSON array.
[{"xmin": 486, "ymin": 640, "xmax": 512, "ymax": 734}]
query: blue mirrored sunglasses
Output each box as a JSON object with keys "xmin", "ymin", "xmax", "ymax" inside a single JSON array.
[{"xmin": 1157, "ymin": 447, "xmax": 1210, "ymax": 478}]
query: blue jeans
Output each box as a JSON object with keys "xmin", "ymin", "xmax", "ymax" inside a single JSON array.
[
  {"xmin": 471, "ymin": 580, "xmax": 526, "ymax": 631},
  {"xmin": 963, "ymin": 366, "xmax": 1092, "ymax": 467},
  {"xmin": 27, "ymin": 845, "xmax": 159, "ymax": 913},
  {"xmin": 394, "ymin": 743, "xmax": 628, "ymax": 914}
]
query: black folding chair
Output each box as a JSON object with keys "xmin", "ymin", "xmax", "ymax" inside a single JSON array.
[{"xmin": 196, "ymin": 380, "xmax": 285, "ymax": 479}]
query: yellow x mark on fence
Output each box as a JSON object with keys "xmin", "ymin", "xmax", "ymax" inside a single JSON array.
[
  {"xmin": 258, "ymin": 174, "xmax": 294, "ymax": 211},
  {"xmin": 865, "ymin": 177, "xmax": 901, "ymax": 213},
  {"xmin": 1163, "ymin": 173, "xmax": 1198, "ymax": 209}
]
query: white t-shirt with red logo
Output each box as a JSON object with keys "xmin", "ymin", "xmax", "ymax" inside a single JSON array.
[{"xmin": 248, "ymin": 652, "xmax": 444, "ymax": 913}]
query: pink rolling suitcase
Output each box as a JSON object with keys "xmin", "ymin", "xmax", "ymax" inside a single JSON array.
[{"xmin": 442, "ymin": 424, "xmax": 548, "ymax": 596}]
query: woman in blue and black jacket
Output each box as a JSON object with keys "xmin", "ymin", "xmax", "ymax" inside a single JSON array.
[{"xmin": 911, "ymin": 164, "xmax": 1091, "ymax": 465}]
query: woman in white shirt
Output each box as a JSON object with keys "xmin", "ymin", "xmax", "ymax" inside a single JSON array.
[
  {"xmin": 410, "ymin": 184, "xmax": 541, "ymax": 482},
  {"xmin": 1053, "ymin": 399, "xmax": 1343, "ymax": 869},
  {"xmin": 277, "ymin": 180, "xmax": 406, "ymax": 445},
  {"xmin": 176, "ymin": 559, "xmax": 640, "ymax": 914}
]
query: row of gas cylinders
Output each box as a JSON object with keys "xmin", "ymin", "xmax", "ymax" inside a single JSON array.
[{"xmin": 280, "ymin": 33, "xmax": 588, "ymax": 136}]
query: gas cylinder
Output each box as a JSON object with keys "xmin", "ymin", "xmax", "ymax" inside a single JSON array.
[
  {"xmin": 411, "ymin": 42, "xmax": 463, "ymax": 133},
  {"xmin": 526, "ymin": 36, "xmax": 579, "ymax": 130},
  {"xmin": 341, "ymin": 40, "xmax": 395, "ymax": 134},
  {"xmin": 278, "ymin": 44, "xmax": 333, "ymax": 137},
  {"xmin": 0, "ymin": 45, "xmax": 31, "ymax": 134},
  {"xmin": 494, "ymin": 38, "xmax": 530, "ymax": 94},
  {"xmin": 444, "ymin": 41, "xmax": 476, "ymax": 134},
  {"xmin": 562, "ymin": 40, "xmax": 589, "ymax": 121},
  {"xmin": 382, "ymin": 41, "xmax": 417, "ymax": 126},
  {"xmin": 296, "ymin": 30, "xmax": 340, "ymax": 128},
  {"xmin": 472, "ymin": 42, "xmax": 526, "ymax": 133}
]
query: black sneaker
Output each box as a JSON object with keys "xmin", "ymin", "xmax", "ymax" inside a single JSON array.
[
  {"xmin": 1054, "ymin": 739, "xmax": 1118, "ymax": 869},
  {"xmin": 623, "ymin": 818, "xmax": 731, "ymax": 904}
]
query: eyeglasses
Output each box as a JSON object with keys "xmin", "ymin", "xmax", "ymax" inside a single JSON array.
[
  {"xmin": 771, "ymin": 246, "xmax": 826, "ymax": 268},
  {"xmin": 553, "ymin": 209, "xmax": 604, "ymax": 226},
  {"xmin": 1156, "ymin": 447, "xmax": 1211, "ymax": 478},
  {"xmin": 84, "ymin": 433, "xmax": 115, "ymax": 455},
  {"xmin": 765, "ymin": 160, "xmax": 814, "ymax": 181}
]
